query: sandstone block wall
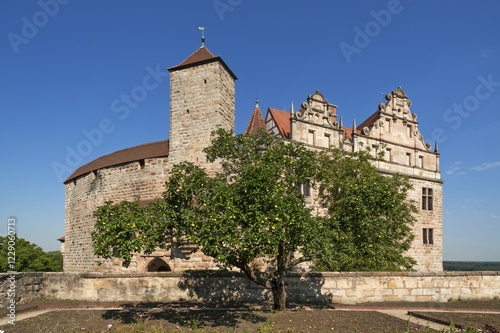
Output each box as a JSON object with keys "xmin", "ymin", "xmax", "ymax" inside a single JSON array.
[
  {"xmin": 1, "ymin": 272, "xmax": 499, "ymax": 308},
  {"xmin": 64, "ymin": 157, "xmax": 169, "ymax": 272},
  {"xmin": 168, "ymin": 60, "xmax": 235, "ymax": 175},
  {"xmin": 0, "ymin": 273, "xmax": 44, "ymax": 308}
]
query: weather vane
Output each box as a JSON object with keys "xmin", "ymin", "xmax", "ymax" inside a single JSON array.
[{"xmin": 198, "ymin": 26, "xmax": 206, "ymax": 47}]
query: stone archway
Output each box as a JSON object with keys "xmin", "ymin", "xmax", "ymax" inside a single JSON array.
[{"xmin": 146, "ymin": 258, "xmax": 171, "ymax": 272}]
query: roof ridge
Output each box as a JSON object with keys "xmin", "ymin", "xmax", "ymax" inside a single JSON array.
[{"xmin": 64, "ymin": 140, "xmax": 169, "ymax": 183}]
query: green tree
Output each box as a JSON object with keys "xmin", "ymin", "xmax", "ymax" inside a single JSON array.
[
  {"xmin": 92, "ymin": 129, "xmax": 418, "ymax": 310},
  {"xmin": 312, "ymin": 147, "xmax": 417, "ymax": 271},
  {"xmin": 93, "ymin": 129, "xmax": 320, "ymax": 310},
  {"xmin": 0, "ymin": 236, "xmax": 63, "ymax": 272}
]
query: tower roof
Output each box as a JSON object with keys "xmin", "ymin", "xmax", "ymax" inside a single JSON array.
[
  {"xmin": 245, "ymin": 102, "xmax": 266, "ymax": 134},
  {"xmin": 168, "ymin": 46, "xmax": 237, "ymax": 80}
]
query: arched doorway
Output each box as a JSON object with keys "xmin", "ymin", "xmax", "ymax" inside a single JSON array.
[{"xmin": 146, "ymin": 258, "xmax": 171, "ymax": 272}]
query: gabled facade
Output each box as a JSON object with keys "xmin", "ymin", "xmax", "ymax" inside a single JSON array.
[{"xmin": 260, "ymin": 89, "xmax": 443, "ymax": 272}]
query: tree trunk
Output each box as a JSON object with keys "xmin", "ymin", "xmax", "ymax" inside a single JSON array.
[{"xmin": 271, "ymin": 274, "xmax": 286, "ymax": 311}]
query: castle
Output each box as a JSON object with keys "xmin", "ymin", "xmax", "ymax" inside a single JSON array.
[{"xmin": 62, "ymin": 44, "xmax": 443, "ymax": 273}]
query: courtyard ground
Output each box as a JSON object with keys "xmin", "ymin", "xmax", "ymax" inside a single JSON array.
[{"xmin": 1, "ymin": 299, "xmax": 499, "ymax": 332}]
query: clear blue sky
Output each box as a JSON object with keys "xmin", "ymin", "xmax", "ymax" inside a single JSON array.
[{"xmin": 1, "ymin": 1, "xmax": 499, "ymax": 261}]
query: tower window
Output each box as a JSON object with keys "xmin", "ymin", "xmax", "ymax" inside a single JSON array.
[
  {"xmin": 422, "ymin": 187, "xmax": 433, "ymax": 211},
  {"xmin": 423, "ymin": 228, "xmax": 434, "ymax": 245},
  {"xmin": 204, "ymin": 79, "xmax": 207, "ymax": 84}
]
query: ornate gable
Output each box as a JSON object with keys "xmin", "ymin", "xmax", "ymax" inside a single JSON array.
[
  {"xmin": 359, "ymin": 87, "xmax": 431, "ymax": 151},
  {"xmin": 294, "ymin": 90, "xmax": 339, "ymax": 129}
]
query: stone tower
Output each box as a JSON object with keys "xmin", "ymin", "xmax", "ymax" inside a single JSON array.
[{"xmin": 167, "ymin": 46, "xmax": 237, "ymax": 174}]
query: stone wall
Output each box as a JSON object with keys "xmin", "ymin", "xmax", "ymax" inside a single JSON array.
[
  {"xmin": 2, "ymin": 271, "xmax": 499, "ymax": 308},
  {"xmin": 64, "ymin": 157, "xmax": 169, "ymax": 272},
  {"xmin": 0, "ymin": 273, "xmax": 44, "ymax": 308},
  {"xmin": 168, "ymin": 59, "xmax": 235, "ymax": 176}
]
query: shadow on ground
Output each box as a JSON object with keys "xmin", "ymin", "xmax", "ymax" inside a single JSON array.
[{"xmin": 101, "ymin": 305, "xmax": 269, "ymax": 329}]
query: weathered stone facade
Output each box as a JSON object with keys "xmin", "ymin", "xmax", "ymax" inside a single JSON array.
[
  {"xmin": 63, "ymin": 45, "xmax": 442, "ymax": 273},
  {"xmin": 167, "ymin": 47, "xmax": 236, "ymax": 175},
  {"xmin": 266, "ymin": 89, "xmax": 443, "ymax": 272},
  {"xmin": 3, "ymin": 272, "xmax": 499, "ymax": 308},
  {"xmin": 64, "ymin": 155, "xmax": 170, "ymax": 272}
]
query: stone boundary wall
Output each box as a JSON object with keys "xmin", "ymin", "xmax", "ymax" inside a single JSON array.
[{"xmin": 1, "ymin": 271, "xmax": 499, "ymax": 308}]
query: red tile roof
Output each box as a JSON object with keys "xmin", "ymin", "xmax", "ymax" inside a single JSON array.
[
  {"xmin": 245, "ymin": 104, "xmax": 266, "ymax": 134},
  {"xmin": 64, "ymin": 140, "xmax": 169, "ymax": 183},
  {"xmin": 168, "ymin": 46, "xmax": 237, "ymax": 80},
  {"xmin": 357, "ymin": 110, "xmax": 380, "ymax": 132},
  {"xmin": 171, "ymin": 46, "xmax": 215, "ymax": 68},
  {"xmin": 267, "ymin": 107, "xmax": 291, "ymax": 138},
  {"xmin": 342, "ymin": 127, "xmax": 360, "ymax": 140}
]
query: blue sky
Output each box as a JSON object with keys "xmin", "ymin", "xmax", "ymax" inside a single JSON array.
[{"xmin": 1, "ymin": 1, "xmax": 499, "ymax": 261}]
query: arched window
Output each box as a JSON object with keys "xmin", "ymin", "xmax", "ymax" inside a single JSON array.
[{"xmin": 146, "ymin": 258, "xmax": 171, "ymax": 272}]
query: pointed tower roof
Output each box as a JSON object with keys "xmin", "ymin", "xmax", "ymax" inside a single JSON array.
[
  {"xmin": 168, "ymin": 46, "xmax": 237, "ymax": 80},
  {"xmin": 245, "ymin": 101, "xmax": 266, "ymax": 135}
]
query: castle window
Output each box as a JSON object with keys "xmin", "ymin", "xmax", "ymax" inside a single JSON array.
[
  {"xmin": 204, "ymin": 79, "xmax": 207, "ymax": 84},
  {"xmin": 307, "ymin": 130, "xmax": 315, "ymax": 145},
  {"xmin": 406, "ymin": 125, "xmax": 412, "ymax": 138},
  {"xmin": 422, "ymin": 187, "xmax": 433, "ymax": 211},
  {"xmin": 139, "ymin": 159, "xmax": 145, "ymax": 169},
  {"xmin": 385, "ymin": 118, "xmax": 391, "ymax": 132},
  {"xmin": 406, "ymin": 153, "xmax": 412, "ymax": 166},
  {"xmin": 423, "ymin": 228, "xmax": 434, "ymax": 245},
  {"xmin": 296, "ymin": 179, "xmax": 311, "ymax": 198},
  {"xmin": 418, "ymin": 155, "xmax": 424, "ymax": 168},
  {"xmin": 324, "ymin": 133, "xmax": 331, "ymax": 148},
  {"xmin": 385, "ymin": 148, "xmax": 392, "ymax": 162}
]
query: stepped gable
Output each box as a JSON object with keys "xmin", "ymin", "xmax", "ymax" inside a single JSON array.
[
  {"xmin": 64, "ymin": 140, "xmax": 169, "ymax": 183},
  {"xmin": 245, "ymin": 101, "xmax": 266, "ymax": 134},
  {"xmin": 168, "ymin": 46, "xmax": 237, "ymax": 80}
]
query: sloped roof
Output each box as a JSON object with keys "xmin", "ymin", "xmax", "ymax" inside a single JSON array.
[
  {"xmin": 342, "ymin": 127, "xmax": 360, "ymax": 140},
  {"xmin": 168, "ymin": 46, "xmax": 237, "ymax": 80},
  {"xmin": 245, "ymin": 103, "xmax": 266, "ymax": 134},
  {"xmin": 64, "ymin": 140, "xmax": 169, "ymax": 183},
  {"xmin": 357, "ymin": 110, "xmax": 380, "ymax": 131},
  {"xmin": 267, "ymin": 107, "xmax": 291, "ymax": 138}
]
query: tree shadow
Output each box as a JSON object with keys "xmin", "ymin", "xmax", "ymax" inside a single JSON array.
[
  {"xmin": 176, "ymin": 271, "xmax": 334, "ymax": 309},
  {"xmin": 285, "ymin": 272, "xmax": 334, "ymax": 309},
  {"xmin": 100, "ymin": 271, "xmax": 333, "ymax": 328},
  {"xmin": 101, "ymin": 303, "xmax": 269, "ymax": 329}
]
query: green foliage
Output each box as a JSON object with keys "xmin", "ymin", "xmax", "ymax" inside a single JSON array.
[
  {"xmin": 0, "ymin": 236, "xmax": 63, "ymax": 272},
  {"xmin": 92, "ymin": 128, "xmax": 419, "ymax": 308},
  {"xmin": 444, "ymin": 261, "xmax": 500, "ymax": 271},
  {"xmin": 92, "ymin": 199, "xmax": 172, "ymax": 267},
  {"xmin": 312, "ymin": 148, "xmax": 417, "ymax": 271},
  {"xmin": 162, "ymin": 129, "xmax": 320, "ymax": 282}
]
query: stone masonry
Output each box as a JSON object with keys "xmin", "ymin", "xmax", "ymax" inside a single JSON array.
[
  {"xmin": 62, "ymin": 45, "xmax": 443, "ymax": 273},
  {"xmin": 269, "ymin": 89, "xmax": 443, "ymax": 271}
]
